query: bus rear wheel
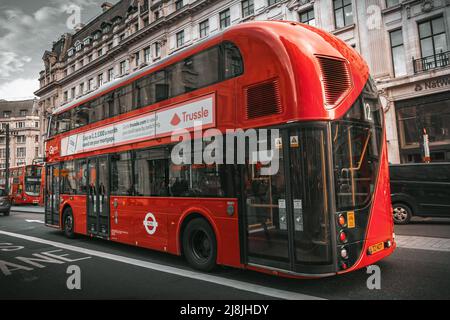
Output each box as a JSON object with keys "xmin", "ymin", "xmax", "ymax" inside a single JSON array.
[
  {"xmin": 63, "ymin": 207, "xmax": 75, "ymax": 239},
  {"xmin": 182, "ymin": 218, "xmax": 217, "ymax": 272}
]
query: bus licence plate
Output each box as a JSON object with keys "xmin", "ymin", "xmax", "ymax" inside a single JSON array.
[{"xmin": 368, "ymin": 242, "xmax": 384, "ymax": 255}]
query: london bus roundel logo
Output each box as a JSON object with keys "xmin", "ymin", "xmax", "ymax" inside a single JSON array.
[{"xmin": 143, "ymin": 213, "xmax": 158, "ymax": 235}]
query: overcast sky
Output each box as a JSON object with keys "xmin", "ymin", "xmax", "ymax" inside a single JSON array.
[{"xmin": 0, "ymin": 0, "xmax": 120, "ymax": 101}]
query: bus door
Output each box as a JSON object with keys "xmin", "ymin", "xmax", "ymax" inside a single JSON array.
[
  {"xmin": 86, "ymin": 157, "xmax": 110, "ymax": 238},
  {"xmin": 243, "ymin": 127, "xmax": 332, "ymax": 273},
  {"xmin": 45, "ymin": 164, "xmax": 60, "ymax": 226}
]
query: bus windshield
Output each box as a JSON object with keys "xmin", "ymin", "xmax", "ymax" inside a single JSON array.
[
  {"xmin": 25, "ymin": 166, "xmax": 42, "ymax": 196},
  {"xmin": 332, "ymin": 79, "xmax": 383, "ymax": 211}
]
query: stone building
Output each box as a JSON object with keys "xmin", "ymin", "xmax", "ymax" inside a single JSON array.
[
  {"xmin": 0, "ymin": 99, "xmax": 42, "ymax": 168},
  {"xmin": 35, "ymin": 0, "xmax": 450, "ymax": 163}
]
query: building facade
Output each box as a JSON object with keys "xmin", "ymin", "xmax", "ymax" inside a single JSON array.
[
  {"xmin": 0, "ymin": 99, "xmax": 42, "ymax": 168},
  {"xmin": 36, "ymin": 0, "xmax": 450, "ymax": 163}
]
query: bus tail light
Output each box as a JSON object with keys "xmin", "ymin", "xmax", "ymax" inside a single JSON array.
[
  {"xmin": 338, "ymin": 214, "xmax": 346, "ymax": 227},
  {"xmin": 340, "ymin": 247, "xmax": 348, "ymax": 259}
]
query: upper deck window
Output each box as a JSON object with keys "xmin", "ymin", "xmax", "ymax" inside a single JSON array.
[{"xmin": 49, "ymin": 42, "xmax": 243, "ymax": 137}]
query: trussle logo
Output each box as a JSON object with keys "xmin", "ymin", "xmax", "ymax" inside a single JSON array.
[
  {"xmin": 171, "ymin": 113, "xmax": 181, "ymax": 126},
  {"xmin": 170, "ymin": 107, "xmax": 210, "ymax": 127}
]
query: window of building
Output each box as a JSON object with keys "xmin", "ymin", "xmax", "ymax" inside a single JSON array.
[
  {"xmin": 88, "ymin": 78, "xmax": 94, "ymax": 91},
  {"xmin": 111, "ymin": 152, "xmax": 133, "ymax": 195},
  {"xmin": 242, "ymin": 0, "xmax": 254, "ymax": 18},
  {"xmin": 334, "ymin": 0, "xmax": 353, "ymax": 29},
  {"xmin": 299, "ymin": 8, "xmax": 315, "ymax": 26},
  {"xmin": 35, "ymin": 135, "xmax": 39, "ymax": 143},
  {"xmin": 17, "ymin": 147, "xmax": 26, "ymax": 158},
  {"xmin": 70, "ymin": 65, "xmax": 75, "ymax": 73},
  {"xmin": 419, "ymin": 16, "xmax": 448, "ymax": 61},
  {"xmin": 199, "ymin": 19, "xmax": 209, "ymax": 38},
  {"xmin": 20, "ymin": 109, "xmax": 27, "ymax": 117},
  {"xmin": 390, "ymin": 29, "xmax": 407, "ymax": 77},
  {"xmin": 3, "ymin": 111, "xmax": 11, "ymax": 118},
  {"xmin": 17, "ymin": 135, "xmax": 26, "ymax": 143},
  {"xmin": 108, "ymin": 68, "xmax": 114, "ymax": 81},
  {"xmin": 98, "ymin": 48, "xmax": 103, "ymax": 57},
  {"xmin": 35, "ymin": 147, "xmax": 39, "ymax": 158},
  {"xmin": 143, "ymin": 17, "xmax": 149, "ymax": 27},
  {"xmin": 35, "ymin": 122, "xmax": 39, "ymax": 128},
  {"xmin": 176, "ymin": 30, "xmax": 184, "ymax": 48},
  {"xmin": 155, "ymin": 42, "xmax": 161, "ymax": 58},
  {"xmin": 88, "ymin": 54, "xmax": 93, "ymax": 63},
  {"xmin": 220, "ymin": 9, "xmax": 231, "ymax": 29},
  {"xmin": 71, "ymin": 87, "xmax": 76, "ymax": 99},
  {"xmin": 98, "ymin": 73, "xmax": 104, "ymax": 87},
  {"xmin": 268, "ymin": 0, "xmax": 280, "ymax": 6},
  {"xmin": 120, "ymin": 60, "xmax": 127, "ymax": 75},
  {"xmin": 154, "ymin": 10, "xmax": 160, "ymax": 20},
  {"xmin": 135, "ymin": 52, "xmax": 140, "ymax": 67},
  {"xmin": 16, "ymin": 122, "xmax": 25, "ymax": 128},
  {"xmin": 144, "ymin": 47, "xmax": 151, "ymax": 63},
  {"xmin": 397, "ymin": 95, "xmax": 450, "ymax": 152},
  {"xmin": 64, "ymin": 91, "xmax": 68, "ymax": 102},
  {"xmin": 175, "ymin": 0, "xmax": 183, "ymax": 10},
  {"xmin": 93, "ymin": 30, "xmax": 101, "ymax": 40},
  {"xmin": 0, "ymin": 149, "xmax": 5, "ymax": 159},
  {"xmin": 386, "ymin": 0, "xmax": 400, "ymax": 8}
]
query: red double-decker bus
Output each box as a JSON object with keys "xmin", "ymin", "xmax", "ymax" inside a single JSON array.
[
  {"xmin": 0, "ymin": 165, "xmax": 43, "ymax": 205},
  {"xmin": 44, "ymin": 21, "xmax": 394, "ymax": 278}
]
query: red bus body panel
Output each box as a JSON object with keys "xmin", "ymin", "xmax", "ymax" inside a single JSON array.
[{"xmin": 46, "ymin": 21, "xmax": 394, "ymax": 278}]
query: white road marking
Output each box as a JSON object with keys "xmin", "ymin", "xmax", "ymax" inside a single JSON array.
[
  {"xmin": 396, "ymin": 235, "xmax": 450, "ymax": 252},
  {"xmin": 0, "ymin": 230, "xmax": 324, "ymax": 300},
  {"xmin": 25, "ymin": 219, "xmax": 44, "ymax": 224}
]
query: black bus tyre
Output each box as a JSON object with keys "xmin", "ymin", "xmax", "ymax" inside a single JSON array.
[
  {"xmin": 393, "ymin": 203, "xmax": 412, "ymax": 225},
  {"xmin": 63, "ymin": 207, "xmax": 76, "ymax": 239},
  {"xmin": 182, "ymin": 218, "xmax": 217, "ymax": 272}
]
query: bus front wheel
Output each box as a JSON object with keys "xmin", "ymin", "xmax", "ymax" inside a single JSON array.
[
  {"xmin": 63, "ymin": 207, "xmax": 75, "ymax": 239},
  {"xmin": 182, "ymin": 218, "xmax": 217, "ymax": 272}
]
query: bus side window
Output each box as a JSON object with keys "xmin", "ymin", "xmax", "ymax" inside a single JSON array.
[
  {"xmin": 154, "ymin": 70, "xmax": 169, "ymax": 102},
  {"xmin": 105, "ymin": 93, "xmax": 116, "ymax": 118},
  {"xmin": 74, "ymin": 105, "xmax": 89, "ymax": 128},
  {"xmin": 223, "ymin": 42, "xmax": 243, "ymax": 79},
  {"xmin": 111, "ymin": 152, "xmax": 134, "ymax": 196},
  {"xmin": 135, "ymin": 76, "xmax": 154, "ymax": 108},
  {"xmin": 75, "ymin": 159, "xmax": 87, "ymax": 194},
  {"xmin": 116, "ymin": 84, "xmax": 133, "ymax": 114}
]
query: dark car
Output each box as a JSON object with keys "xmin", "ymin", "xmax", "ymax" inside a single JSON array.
[
  {"xmin": 0, "ymin": 189, "xmax": 11, "ymax": 216},
  {"xmin": 389, "ymin": 163, "xmax": 450, "ymax": 224}
]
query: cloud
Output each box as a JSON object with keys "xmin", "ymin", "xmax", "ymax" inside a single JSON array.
[
  {"xmin": 0, "ymin": 1, "xmax": 119, "ymax": 98},
  {"xmin": 0, "ymin": 78, "xmax": 39, "ymax": 100},
  {"xmin": 0, "ymin": 51, "xmax": 32, "ymax": 78}
]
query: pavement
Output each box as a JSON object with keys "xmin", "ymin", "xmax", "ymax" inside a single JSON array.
[{"xmin": 1, "ymin": 206, "xmax": 450, "ymax": 300}]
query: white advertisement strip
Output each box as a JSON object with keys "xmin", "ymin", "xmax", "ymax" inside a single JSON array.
[{"xmin": 61, "ymin": 94, "xmax": 215, "ymax": 156}]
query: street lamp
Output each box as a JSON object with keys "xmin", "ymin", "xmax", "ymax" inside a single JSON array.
[{"xmin": 0, "ymin": 123, "xmax": 10, "ymax": 194}]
